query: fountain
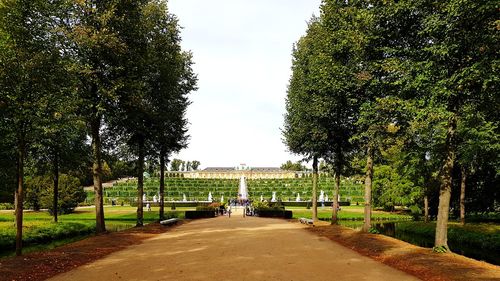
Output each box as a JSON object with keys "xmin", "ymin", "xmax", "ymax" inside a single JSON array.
[
  {"xmin": 208, "ymin": 191, "xmax": 212, "ymax": 202},
  {"xmin": 271, "ymin": 192, "xmax": 276, "ymax": 202},
  {"xmin": 182, "ymin": 193, "xmax": 187, "ymax": 202},
  {"xmin": 238, "ymin": 176, "xmax": 248, "ymax": 200},
  {"xmin": 296, "ymin": 193, "xmax": 301, "ymax": 202},
  {"xmin": 220, "ymin": 195, "xmax": 224, "ymax": 203}
]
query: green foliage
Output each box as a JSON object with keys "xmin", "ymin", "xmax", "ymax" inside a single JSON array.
[
  {"xmin": 409, "ymin": 205, "xmax": 422, "ymax": 221},
  {"xmin": 290, "ymin": 207, "xmax": 412, "ymax": 221},
  {"xmin": 372, "ymin": 165, "xmax": 422, "ymax": 210},
  {"xmin": 0, "ymin": 203, "xmax": 14, "ymax": 210},
  {"xmin": 398, "ymin": 222, "xmax": 500, "ymax": 253},
  {"xmin": 25, "ymin": 174, "xmax": 85, "ymax": 215},
  {"xmin": 280, "ymin": 160, "xmax": 307, "ymax": 171},
  {"xmin": 170, "ymin": 159, "xmax": 183, "ymax": 172},
  {"xmin": 368, "ymin": 227, "xmax": 380, "ymax": 234},
  {"xmin": 0, "ymin": 222, "xmax": 95, "ymax": 252},
  {"xmin": 432, "ymin": 246, "xmax": 449, "ymax": 253},
  {"xmin": 191, "ymin": 161, "xmax": 201, "ymax": 171},
  {"xmin": 0, "ymin": 207, "xmax": 183, "ymax": 254},
  {"xmin": 195, "ymin": 206, "xmax": 216, "ymax": 212}
]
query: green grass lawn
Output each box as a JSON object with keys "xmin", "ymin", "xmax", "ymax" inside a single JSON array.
[
  {"xmin": 0, "ymin": 206, "xmax": 193, "ymax": 256},
  {"xmin": 287, "ymin": 205, "xmax": 412, "ymax": 221}
]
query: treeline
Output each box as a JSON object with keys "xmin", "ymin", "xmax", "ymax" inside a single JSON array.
[
  {"xmin": 0, "ymin": 0, "xmax": 197, "ymax": 255},
  {"xmin": 283, "ymin": 0, "xmax": 499, "ymax": 252},
  {"xmin": 170, "ymin": 159, "xmax": 201, "ymax": 171}
]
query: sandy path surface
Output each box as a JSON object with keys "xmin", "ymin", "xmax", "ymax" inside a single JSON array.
[{"xmin": 49, "ymin": 215, "xmax": 419, "ymax": 281}]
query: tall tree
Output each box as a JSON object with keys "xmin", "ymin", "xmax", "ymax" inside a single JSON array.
[
  {"xmin": 0, "ymin": 0, "xmax": 68, "ymax": 254},
  {"xmin": 125, "ymin": 0, "xmax": 196, "ymax": 223},
  {"xmin": 170, "ymin": 159, "xmax": 183, "ymax": 171},
  {"xmin": 191, "ymin": 161, "xmax": 201, "ymax": 171},
  {"xmin": 407, "ymin": 0, "xmax": 499, "ymax": 250},
  {"xmin": 65, "ymin": 0, "xmax": 142, "ymax": 233},
  {"xmin": 312, "ymin": 0, "xmax": 368, "ymax": 224},
  {"xmin": 283, "ymin": 17, "xmax": 331, "ymax": 222},
  {"xmin": 456, "ymin": 108, "xmax": 500, "ymax": 224}
]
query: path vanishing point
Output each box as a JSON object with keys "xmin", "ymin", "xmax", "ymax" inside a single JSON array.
[{"xmin": 49, "ymin": 211, "xmax": 419, "ymax": 281}]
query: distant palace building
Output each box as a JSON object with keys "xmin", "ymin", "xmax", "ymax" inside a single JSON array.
[{"xmin": 180, "ymin": 164, "xmax": 304, "ymax": 179}]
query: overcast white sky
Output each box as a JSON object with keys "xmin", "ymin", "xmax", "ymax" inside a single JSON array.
[{"xmin": 169, "ymin": 0, "xmax": 321, "ymax": 168}]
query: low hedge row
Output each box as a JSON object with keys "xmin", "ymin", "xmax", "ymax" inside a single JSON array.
[
  {"xmin": 281, "ymin": 201, "xmax": 351, "ymax": 207},
  {"xmin": 255, "ymin": 209, "xmax": 293, "ymax": 219},
  {"xmin": 130, "ymin": 202, "xmax": 212, "ymax": 208},
  {"xmin": 184, "ymin": 210, "xmax": 216, "ymax": 219}
]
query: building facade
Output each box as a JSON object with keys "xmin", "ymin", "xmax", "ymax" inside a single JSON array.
[{"xmin": 180, "ymin": 165, "xmax": 305, "ymax": 179}]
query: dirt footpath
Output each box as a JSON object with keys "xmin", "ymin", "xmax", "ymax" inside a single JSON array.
[{"xmin": 49, "ymin": 215, "xmax": 418, "ymax": 281}]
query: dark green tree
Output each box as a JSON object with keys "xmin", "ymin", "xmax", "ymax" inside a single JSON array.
[
  {"xmin": 0, "ymin": 0, "xmax": 69, "ymax": 255},
  {"xmin": 280, "ymin": 160, "xmax": 306, "ymax": 171},
  {"xmin": 64, "ymin": 0, "xmax": 136, "ymax": 233},
  {"xmin": 403, "ymin": 0, "xmax": 499, "ymax": 250},
  {"xmin": 283, "ymin": 17, "xmax": 330, "ymax": 222},
  {"xmin": 191, "ymin": 161, "xmax": 201, "ymax": 170},
  {"xmin": 171, "ymin": 159, "xmax": 183, "ymax": 171}
]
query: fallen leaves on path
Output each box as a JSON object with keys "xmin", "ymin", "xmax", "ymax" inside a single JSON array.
[
  {"xmin": 307, "ymin": 223, "xmax": 500, "ymax": 281},
  {"xmin": 0, "ymin": 222, "xmax": 179, "ymax": 281}
]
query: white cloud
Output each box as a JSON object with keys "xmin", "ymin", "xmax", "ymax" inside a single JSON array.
[{"xmin": 169, "ymin": 0, "xmax": 321, "ymax": 168}]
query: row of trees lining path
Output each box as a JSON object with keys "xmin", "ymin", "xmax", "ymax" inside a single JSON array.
[
  {"xmin": 0, "ymin": 0, "xmax": 197, "ymax": 255},
  {"xmin": 284, "ymin": 0, "xmax": 498, "ymax": 251}
]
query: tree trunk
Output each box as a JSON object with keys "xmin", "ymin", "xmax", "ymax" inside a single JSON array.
[
  {"xmin": 312, "ymin": 156, "xmax": 318, "ymax": 222},
  {"xmin": 159, "ymin": 148, "xmax": 165, "ymax": 221},
  {"xmin": 15, "ymin": 141, "xmax": 25, "ymax": 256},
  {"xmin": 435, "ymin": 116, "xmax": 457, "ymax": 251},
  {"xmin": 331, "ymin": 170, "xmax": 340, "ymax": 225},
  {"xmin": 91, "ymin": 117, "xmax": 106, "ymax": 233},
  {"xmin": 53, "ymin": 147, "xmax": 59, "ymax": 223},
  {"xmin": 362, "ymin": 146, "xmax": 374, "ymax": 232},
  {"xmin": 460, "ymin": 166, "xmax": 467, "ymax": 225},
  {"xmin": 136, "ymin": 136, "xmax": 145, "ymax": 227},
  {"xmin": 424, "ymin": 195, "xmax": 429, "ymax": 223}
]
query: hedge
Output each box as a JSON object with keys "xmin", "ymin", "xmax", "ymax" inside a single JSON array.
[
  {"xmin": 255, "ymin": 209, "xmax": 293, "ymax": 219},
  {"xmin": 281, "ymin": 201, "xmax": 351, "ymax": 207},
  {"xmin": 184, "ymin": 210, "xmax": 216, "ymax": 219}
]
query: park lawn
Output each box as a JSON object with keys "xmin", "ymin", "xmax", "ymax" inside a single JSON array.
[
  {"xmin": 0, "ymin": 206, "xmax": 192, "ymax": 256},
  {"xmin": 287, "ymin": 206, "xmax": 412, "ymax": 221}
]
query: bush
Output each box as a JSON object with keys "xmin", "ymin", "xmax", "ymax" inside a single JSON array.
[
  {"xmin": 409, "ymin": 204, "xmax": 422, "ymax": 220},
  {"xmin": 196, "ymin": 206, "xmax": 216, "ymax": 212},
  {"xmin": 0, "ymin": 203, "xmax": 14, "ymax": 210},
  {"xmin": 255, "ymin": 208, "xmax": 292, "ymax": 219},
  {"xmin": 185, "ymin": 210, "xmax": 215, "ymax": 219},
  {"xmin": 25, "ymin": 174, "xmax": 86, "ymax": 214}
]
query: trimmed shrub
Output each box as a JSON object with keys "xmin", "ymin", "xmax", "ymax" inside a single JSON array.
[
  {"xmin": 196, "ymin": 206, "xmax": 216, "ymax": 212},
  {"xmin": 185, "ymin": 210, "xmax": 215, "ymax": 219},
  {"xmin": 255, "ymin": 208, "xmax": 293, "ymax": 219}
]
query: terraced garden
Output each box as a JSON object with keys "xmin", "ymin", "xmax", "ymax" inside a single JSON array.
[{"xmin": 85, "ymin": 176, "xmax": 365, "ymax": 204}]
